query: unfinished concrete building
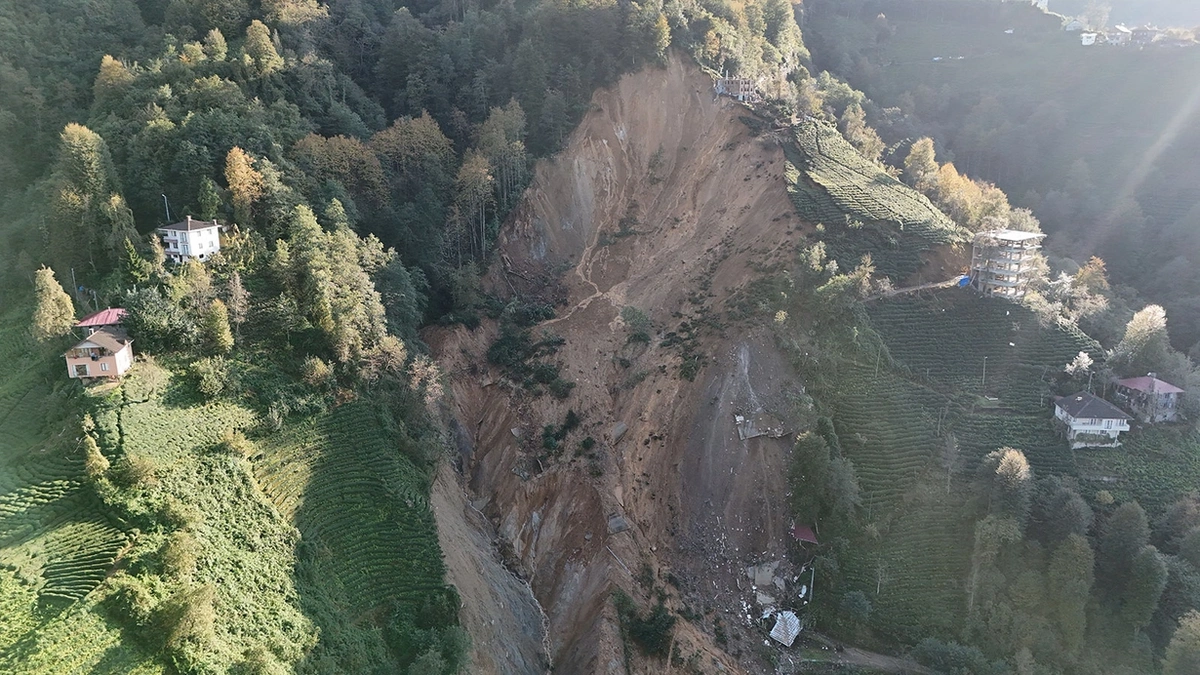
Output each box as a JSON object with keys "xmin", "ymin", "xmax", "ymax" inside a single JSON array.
[
  {"xmin": 715, "ymin": 76, "xmax": 757, "ymax": 103},
  {"xmin": 970, "ymin": 229, "xmax": 1045, "ymax": 300}
]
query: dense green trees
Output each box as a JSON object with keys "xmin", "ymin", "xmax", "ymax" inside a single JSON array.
[{"xmin": 32, "ymin": 266, "xmax": 76, "ymax": 342}]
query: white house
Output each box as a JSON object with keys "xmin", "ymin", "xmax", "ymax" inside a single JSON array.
[
  {"xmin": 1110, "ymin": 25, "xmax": 1133, "ymax": 45},
  {"xmin": 1081, "ymin": 32, "xmax": 1098, "ymax": 46},
  {"xmin": 1054, "ymin": 391, "xmax": 1132, "ymax": 449},
  {"xmin": 156, "ymin": 216, "xmax": 222, "ymax": 263}
]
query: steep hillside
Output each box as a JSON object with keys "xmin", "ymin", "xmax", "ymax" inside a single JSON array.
[
  {"xmin": 807, "ymin": 0, "xmax": 1200, "ymax": 349},
  {"xmin": 429, "ymin": 52, "xmax": 965, "ymax": 673},
  {"xmin": 431, "ymin": 53, "xmax": 810, "ymax": 673}
]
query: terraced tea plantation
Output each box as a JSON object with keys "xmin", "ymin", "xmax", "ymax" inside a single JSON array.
[
  {"xmin": 816, "ymin": 290, "xmax": 1102, "ymax": 640},
  {"xmin": 0, "ymin": 296, "xmax": 454, "ymax": 672},
  {"xmin": 256, "ymin": 400, "xmax": 451, "ymax": 667},
  {"xmin": 784, "ymin": 119, "xmax": 969, "ymax": 280},
  {"xmin": 0, "ymin": 304, "xmax": 160, "ymax": 673}
]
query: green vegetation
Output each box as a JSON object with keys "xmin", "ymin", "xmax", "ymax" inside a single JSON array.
[
  {"xmin": 806, "ymin": 0, "xmax": 1200, "ymax": 352},
  {"xmin": 784, "ymin": 118, "xmax": 968, "ymax": 280}
]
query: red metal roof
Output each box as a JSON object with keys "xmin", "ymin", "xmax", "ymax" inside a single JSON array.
[
  {"xmin": 76, "ymin": 308, "xmax": 127, "ymax": 328},
  {"xmin": 790, "ymin": 524, "xmax": 819, "ymax": 545},
  {"xmin": 1117, "ymin": 376, "xmax": 1184, "ymax": 395}
]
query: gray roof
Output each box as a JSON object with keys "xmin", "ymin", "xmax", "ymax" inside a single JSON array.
[
  {"xmin": 1055, "ymin": 391, "xmax": 1131, "ymax": 420},
  {"xmin": 66, "ymin": 327, "xmax": 132, "ymax": 355},
  {"xmin": 159, "ymin": 216, "xmax": 220, "ymax": 232}
]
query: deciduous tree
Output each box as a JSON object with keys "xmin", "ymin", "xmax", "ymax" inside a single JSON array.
[{"xmin": 224, "ymin": 147, "xmax": 264, "ymax": 227}]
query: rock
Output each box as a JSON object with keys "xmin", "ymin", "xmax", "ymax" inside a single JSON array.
[
  {"xmin": 610, "ymin": 422, "xmax": 628, "ymax": 443},
  {"xmin": 607, "ymin": 514, "xmax": 630, "ymax": 534}
]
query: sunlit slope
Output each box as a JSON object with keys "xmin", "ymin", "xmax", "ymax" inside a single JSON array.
[{"xmin": 785, "ymin": 118, "xmax": 969, "ymax": 280}]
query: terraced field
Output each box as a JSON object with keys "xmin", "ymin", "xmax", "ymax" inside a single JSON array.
[
  {"xmin": 868, "ymin": 291, "xmax": 1100, "ymax": 475},
  {"xmin": 842, "ymin": 482, "xmax": 975, "ymax": 643},
  {"xmin": 0, "ymin": 303, "xmax": 158, "ymax": 673},
  {"xmin": 785, "ymin": 118, "xmax": 968, "ymax": 280},
  {"xmin": 813, "ymin": 290, "xmax": 1105, "ymax": 639},
  {"xmin": 257, "ymin": 401, "xmax": 446, "ymax": 618}
]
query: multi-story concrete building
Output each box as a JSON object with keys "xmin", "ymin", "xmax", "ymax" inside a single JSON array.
[{"xmin": 970, "ymin": 229, "xmax": 1045, "ymax": 300}]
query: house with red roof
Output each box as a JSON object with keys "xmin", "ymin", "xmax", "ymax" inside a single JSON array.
[
  {"xmin": 1115, "ymin": 374, "xmax": 1184, "ymax": 423},
  {"xmin": 76, "ymin": 308, "xmax": 127, "ymax": 335}
]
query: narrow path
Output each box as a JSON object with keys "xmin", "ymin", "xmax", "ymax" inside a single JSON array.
[{"xmin": 866, "ymin": 276, "xmax": 963, "ymax": 301}]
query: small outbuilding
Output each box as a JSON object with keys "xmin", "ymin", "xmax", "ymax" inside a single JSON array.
[
  {"xmin": 1115, "ymin": 375, "xmax": 1184, "ymax": 423},
  {"xmin": 75, "ymin": 307, "xmax": 127, "ymax": 335},
  {"xmin": 1054, "ymin": 391, "xmax": 1131, "ymax": 449},
  {"xmin": 64, "ymin": 327, "xmax": 133, "ymax": 380}
]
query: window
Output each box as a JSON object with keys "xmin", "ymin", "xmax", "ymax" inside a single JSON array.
[
  {"xmin": 74, "ymin": 364, "xmax": 88, "ymax": 377},
  {"xmin": 100, "ymin": 362, "xmax": 109, "ymax": 372},
  {"xmin": 1104, "ymin": 419, "xmax": 1112, "ymax": 429}
]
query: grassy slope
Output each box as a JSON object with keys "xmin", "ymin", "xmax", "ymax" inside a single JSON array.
[
  {"xmin": 784, "ymin": 118, "xmax": 968, "ymax": 281},
  {"xmin": 0, "ymin": 299, "xmax": 162, "ymax": 673},
  {"xmin": 0, "ymin": 292, "xmax": 449, "ymax": 671},
  {"xmin": 812, "ymin": 291, "xmax": 1099, "ymax": 641}
]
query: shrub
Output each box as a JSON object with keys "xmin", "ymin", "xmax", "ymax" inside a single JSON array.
[
  {"xmin": 301, "ymin": 355, "xmax": 333, "ymax": 390},
  {"xmin": 160, "ymin": 495, "xmax": 202, "ymax": 530},
  {"xmin": 233, "ymin": 647, "xmax": 290, "ymax": 675},
  {"xmin": 191, "ymin": 356, "xmax": 229, "ymax": 398},
  {"xmin": 105, "ymin": 574, "xmax": 157, "ymax": 627},
  {"xmin": 156, "ymin": 584, "xmax": 217, "ymax": 664},
  {"xmin": 217, "ymin": 430, "xmax": 256, "ymax": 458},
  {"xmin": 614, "ymin": 590, "xmax": 676, "ymax": 657},
  {"xmin": 83, "ymin": 434, "xmax": 110, "ymax": 479},
  {"xmin": 162, "ymin": 530, "xmax": 200, "ymax": 580},
  {"xmin": 116, "ymin": 454, "xmax": 158, "ymax": 488},
  {"xmin": 911, "ymin": 637, "xmax": 1004, "ymax": 675},
  {"xmin": 621, "ymin": 306, "xmax": 653, "ymax": 344}
]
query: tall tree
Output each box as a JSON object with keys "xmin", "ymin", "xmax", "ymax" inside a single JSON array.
[
  {"xmin": 1100, "ymin": 501, "xmax": 1152, "ymax": 587},
  {"xmin": 224, "ymin": 147, "xmax": 264, "ymax": 227},
  {"xmin": 1165, "ymin": 611, "xmax": 1200, "ymax": 675},
  {"xmin": 1048, "ymin": 534, "xmax": 1094, "ymax": 653},
  {"xmin": 977, "ymin": 447, "xmax": 1034, "ymax": 526},
  {"xmin": 243, "ymin": 19, "xmax": 283, "ymax": 75},
  {"xmin": 1123, "ymin": 545, "xmax": 1168, "ymax": 632},
  {"xmin": 226, "ymin": 271, "xmax": 248, "ymax": 336},
  {"xmin": 200, "ymin": 298, "xmax": 234, "ymax": 354},
  {"xmin": 31, "ymin": 266, "xmax": 75, "ymax": 342},
  {"xmin": 1114, "ymin": 305, "xmax": 1170, "ymax": 376},
  {"xmin": 48, "ymin": 123, "xmax": 130, "ymax": 271},
  {"xmin": 453, "ymin": 150, "xmax": 494, "ymax": 261}
]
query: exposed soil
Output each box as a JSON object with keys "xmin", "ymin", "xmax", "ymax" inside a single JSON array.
[
  {"xmin": 428, "ymin": 53, "xmax": 924, "ymax": 674},
  {"xmin": 431, "ymin": 462, "xmax": 549, "ymax": 674}
]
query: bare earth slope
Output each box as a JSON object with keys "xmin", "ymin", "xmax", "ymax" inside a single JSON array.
[{"xmin": 431, "ymin": 54, "xmax": 813, "ymax": 673}]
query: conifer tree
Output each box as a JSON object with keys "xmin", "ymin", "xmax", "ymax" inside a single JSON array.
[
  {"xmin": 200, "ymin": 298, "xmax": 234, "ymax": 354},
  {"xmin": 244, "ymin": 20, "xmax": 283, "ymax": 75},
  {"xmin": 31, "ymin": 266, "xmax": 75, "ymax": 342}
]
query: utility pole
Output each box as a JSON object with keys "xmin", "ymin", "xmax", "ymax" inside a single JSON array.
[{"xmin": 982, "ymin": 356, "xmax": 988, "ymax": 390}]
